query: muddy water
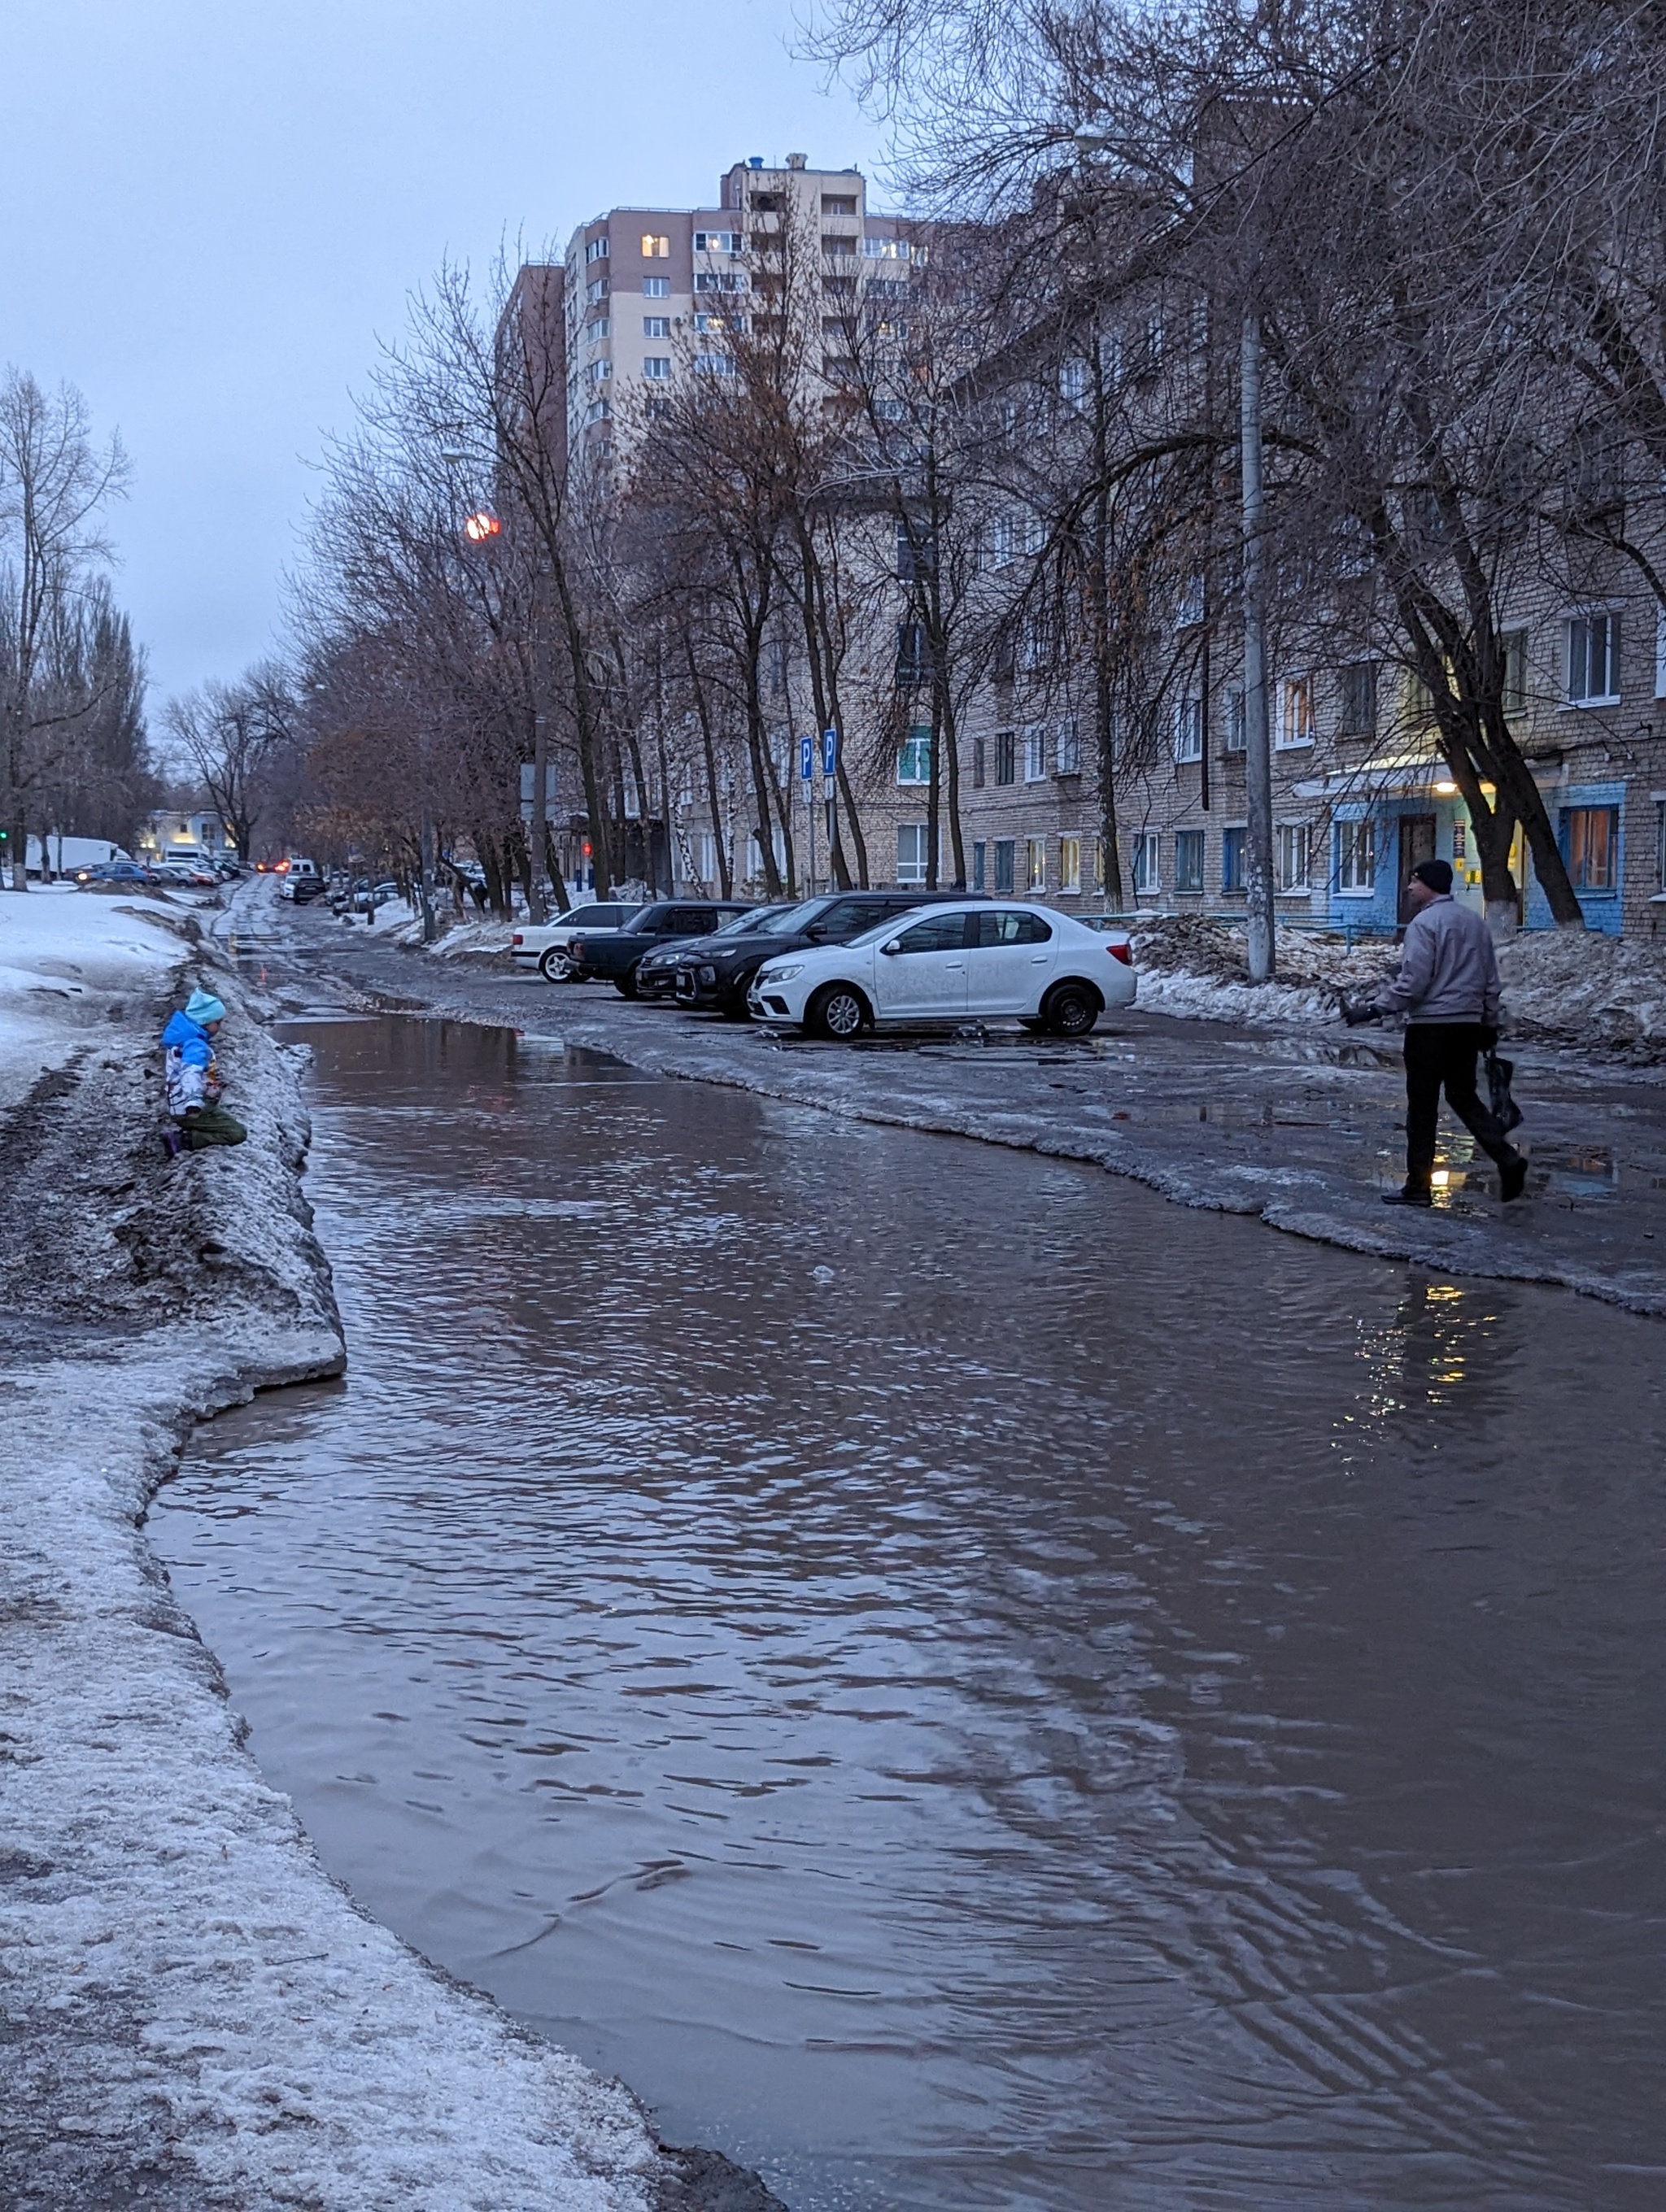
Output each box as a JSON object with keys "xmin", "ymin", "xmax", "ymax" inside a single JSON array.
[{"xmin": 151, "ymin": 1015, "xmax": 1666, "ymax": 2210}]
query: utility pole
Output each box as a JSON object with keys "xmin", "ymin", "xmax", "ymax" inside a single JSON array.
[{"xmin": 1240, "ymin": 313, "xmax": 1276, "ymax": 982}]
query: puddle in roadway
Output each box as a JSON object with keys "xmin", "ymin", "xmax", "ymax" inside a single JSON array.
[{"xmin": 150, "ymin": 1014, "xmax": 1666, "ymax": 2211}]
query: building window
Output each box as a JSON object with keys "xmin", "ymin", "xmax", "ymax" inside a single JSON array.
[
  {"xmin": 861, "ymin": 235, "xmax": 909, "ymax": 259},
  {"xmin": 695, "ymin": 272, "xmax": 748, "ymax": 294},
  {"xmin": 1337, "ymin": 816, "xmax": 1376, "ymax": 893},
  {"xmin": 643, "ymin": 316, "xmax": 670, "ymax": 338},
  {"xmin": 1023, "ymin": 725, "xmax": 1047, "ymax": 782},
  {"xmin": 694, "ymin": 229, "xmax": 745, "ymax": 255},
  {"xmin": 1059, "ymin": 837, "xmax": 1082, "ymax": 893},
  {"xmin": 896, "ymin": 823, "xmax": 930, "ymax": 886},
  {"xmin": 585, "ymin": 236, "xmax": 610, "ymax": 263},
  {"xmin": 993, "ymin": 838, "xmax": 1015, "ymax": 892},
  {"xmin": 1173, "ymin": 698, "xmax": 1203, "ymax": 762},
  {"xmin": 1568, "ymin": 612, "xmax": 1620, "ymax": 704},
  {"xmin": 586, "ymin": 277, "xmax": 609, "ymax": 306},
  {"xmin": 1564, "ymin": 805, "xmax": 1618, "ymax": 890},
  {"xmin": 1174, "ymin": 829, "xmax": 1205, "ymax": 893},
  {"xmin": 641, "ymin": 233, "xmax": 669, "ymax": 258},
  {"xmin": 1222, "ymin": 825, "xmax": 1246, "ymax": 892},
  {"xmin": 822, "ymin": 194, "xmax": 858, "ymax": 216},
  {"xmin": 587, "ymin": 359, "xmax": 612, "ymax": 383},
  {"xmin": 1337, "ymin": 662, "xmax": 1378, "ymax": 736},
  {"xmin": 584, "ymin": 398, "xmax": 611, "ymax": 424},
  {"xmin": 693, "ymin": 352, "xmax": 735, "ymax": 375},
  {"xmin": 1132, "ymin": 831, "xmax": 1160, "ymax": 895},
  {"xmin": 1056, "ymin": 720, "xmax": 1080, "ymax": 775},
  {"xmin": 643, "ymin": 357, "xmax": 672, "ymax": 380},
  {"xmin": 897, "ymin": 728, "xmax": 932, "ymax": 785},
  {"xmin": 587, "ymin": 317, "xmax": 611, "ymax": 341},
  {"xmin": 1503, "ymin": 628, "xmax": 1529, "ymax": 715},
  {"xmin": 1027, "ymin": 838, "xmax": 1048, "ymax": 891},
  {"xmin": 896, "ymin": 622, "xmax": 929, "ymax": 689},
  {"xmin": 1276, "ymin": 821, "xmax": 1311, "ymax": 892},
  {"xmin": 1224, "ymin": 690, "xmax": 1245, "ymax": 752},
  {"xmin": 643, "ymin": 276, "xmax": 670, "ymax": 298},
  {"xmin": 994, "ymin": 730, "xmax": 1016, "ymax": 786},
  {"xmin": 1278, "ymin": 675, "xmax": 1315, "ymax": 748},
  {"xmin": 973, "ymin": 840, "xmax": 987, "ymax": 890}
]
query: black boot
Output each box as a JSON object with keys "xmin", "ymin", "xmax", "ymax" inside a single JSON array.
[{"xmin": 1382, "ymin": 1182, "xmax": 1433, "ymax": 1206}]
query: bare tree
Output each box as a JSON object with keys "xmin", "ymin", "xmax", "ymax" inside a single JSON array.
[
  {"xmin": 164, "ymin": 664, "xmax": 300, "ymax": 862},
  {"xmin": 0, "ymin": 369, "xmax": 129, "ymax": 888}
]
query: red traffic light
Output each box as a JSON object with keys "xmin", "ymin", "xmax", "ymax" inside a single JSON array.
[{"xmin": 463, "ymin": 510, "xmax": 501, "ymax": 543}]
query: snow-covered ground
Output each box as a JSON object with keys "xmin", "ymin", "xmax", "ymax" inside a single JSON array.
[{"xmin": 0, "ymin": 892, "xmax": 742, "ymax": 2207}]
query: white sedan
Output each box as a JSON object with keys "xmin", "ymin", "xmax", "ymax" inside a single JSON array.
[
  {"xmin": 510, "ymin": 899, "xmax": 642, "ymax": 981},
  {"xmin": 748, "ymin": 900, "xmax": 1136, "ymax": 1039}
]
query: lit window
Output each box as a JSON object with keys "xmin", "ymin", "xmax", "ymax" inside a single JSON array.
[
  {"xmin": 1564, "ymin": 805, "xmax": 1618, "ymax": 890},
  {"xmin": 693, "ymin": 229, "xmax": 745, "ymax": 255},
  {"xmin": 641, "ymin": 233, "xmax": 669, "ymax": 258},
  {"xmin": 1567, "ymin": 613, "xmax": 1620, "ymax": 703},
  {"xmin": 1278, "ymin": 676, "xmax": 1315, "ymax": 747},
  {"xmin": 643, "ymin": 316, "xmax": 670, "ymax": 338},
  {"xmin": 1276, "ymin": 821, "xmax": 1311, "ymax": 891},
  {"xmin": 1337, "ymin": 817, "xmax": 1376, "ymax": 893},
  {"xmin": 1027, "ymin": 838, "xmax": 1048, "ymax": 891},
  {"xmin": 643, "ymin": 276, "xmax": 670, "ymax": 298},
  {"xmin": 1132, "ymin": 832, "xmax": 1160, "ymax": 895},
  {"xmin": 1058, "ymin": 837, "xmax": 1082, "ymax": 893},
  {"xmin": 1174, "ymin": 830, "xmax": 1204, "ymax": 893},
  {"xmin": 897, "ymin": 729, "xmax": 932, "ymax": 785},
  {"xmin": 643, "ymin": 357, "xmax": 671, "ymax": 381}
]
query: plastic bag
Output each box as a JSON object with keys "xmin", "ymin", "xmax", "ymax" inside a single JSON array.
[{"xmin": 1485, "ymin": 1050, "xmax": 1524, "ymax": 1133}]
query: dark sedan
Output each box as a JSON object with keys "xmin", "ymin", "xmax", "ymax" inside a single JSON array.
[
  {"xmin": 634, "ymin": 904, "xmax": 797, "ymax": 1000},
  {"xmin": 673, "ymin": 887, "xmax": 988, "ymax": 1018},
  {"xmin": 567, "ymin": 899, "xmax": 753, "ymax": 996}
]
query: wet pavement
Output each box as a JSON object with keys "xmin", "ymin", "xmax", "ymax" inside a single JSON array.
[
  {"xmin": 150, "ymin": 1007, "xmax": 1666, "ymax": 2210},
  {"xmin": 232, "ymin": 892, "xmax": 1666, "ymax": 1317}
]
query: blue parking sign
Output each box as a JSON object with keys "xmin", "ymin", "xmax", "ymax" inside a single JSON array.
[
  {"xmin": 822, "ymin": 726, "xmax": 839, "ymax": 777},
  {"xmin": 800, "ymin": 734, "xmax": 814, "ymax": 782}
]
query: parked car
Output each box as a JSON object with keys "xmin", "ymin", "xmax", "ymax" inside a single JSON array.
[
  {"xmin": 73, "ymin": 859, "xmax": 158, "ymax": 887},
  {"xmin": 634, "ymin": 904, "xmax": 798, "ymax": 1001},
  {"xmin": 748, "ymin": 901, "xmax": 1136, "ymax": 1039},
  {"xmin": 673, "ymin": 887, "xmax": 989, "ymax": 1021},
  {"xmin": 289, "ymin": 874, "xmax": 330, "ymax": 904},
  {"xmin": 511, "ymin": 900, "xmax": 643, "ymax": 982},
  {"xmin": 277, "ymin": 859, "xmax": 322, "ymax": 901},
  {"xmin": 567, "ymin": 899, "xmax": 753, "ymax": 996}
]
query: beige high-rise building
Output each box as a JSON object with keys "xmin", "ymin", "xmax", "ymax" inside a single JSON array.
[{"xmin": 560, "ymin": 152, "xmax": 911, "ymax": 473}]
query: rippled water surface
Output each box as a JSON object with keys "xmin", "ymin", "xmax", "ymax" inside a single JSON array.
[{"xmin": 151, "ymin": 1015, "xmax": 1666, "ymax": 2210}]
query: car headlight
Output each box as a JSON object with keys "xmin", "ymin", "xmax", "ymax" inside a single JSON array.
[{"xmin": 765, "ymin": 963, "xmax": 805, "ymax": 982}]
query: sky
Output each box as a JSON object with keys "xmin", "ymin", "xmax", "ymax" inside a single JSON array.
[{"xmin": 0, "ymin": 0, "xmax": 887, "ymax": 710}]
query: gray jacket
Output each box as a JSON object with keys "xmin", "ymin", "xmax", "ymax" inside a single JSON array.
[{"xmin": 1372, "ymin": 895, "xmax": 1502, "ymax": 1025}]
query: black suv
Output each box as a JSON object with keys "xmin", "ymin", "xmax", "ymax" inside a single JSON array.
[
  {"xmin": 674, "ymin": 889, "xmax": 986, "ymax": 1018},
  {"xmin": 568, "ymin": 899, "xmax": 753, "ymax": 996}
]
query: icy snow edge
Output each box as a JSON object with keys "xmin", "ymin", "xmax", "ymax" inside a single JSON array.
[{"xmin": 0, "ymin": 956, "xmax": 671, "ymax": 2208}]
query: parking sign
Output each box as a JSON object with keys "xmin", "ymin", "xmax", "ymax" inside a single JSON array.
[
  {"xmin": 800, "ymin": 734, "xmax": 814, "ymax": 782},
  {"xmin": 822, "ymin": 726, "xmax": 839, "ymax": 777}
]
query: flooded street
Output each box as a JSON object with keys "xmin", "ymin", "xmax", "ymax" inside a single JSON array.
[{"xmin": 151, "ymin": 1012, "xmax": 1666, "ymax": 2210}]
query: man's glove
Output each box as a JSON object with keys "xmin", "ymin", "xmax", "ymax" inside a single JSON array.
[{"xmin": 1340, "ymin": 996, "xmax": 1380, "ymax": 1027}]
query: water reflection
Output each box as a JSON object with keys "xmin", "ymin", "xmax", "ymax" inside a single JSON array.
[{"xmin": 152, "ymin": 1017, "xmax": 1666, "ymax": 2211}]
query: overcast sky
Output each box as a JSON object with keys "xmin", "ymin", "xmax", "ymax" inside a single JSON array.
[{"xmin": 0, "ymin": 0, "xmax": 885, "ymax": 709}]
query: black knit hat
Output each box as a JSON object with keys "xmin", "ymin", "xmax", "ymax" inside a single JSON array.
[{"xmin": 1412, "ymin": 858, "xmax": 1454, "ymax": 894}]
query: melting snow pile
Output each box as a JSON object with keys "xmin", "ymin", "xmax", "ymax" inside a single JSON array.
[
  {"xmin": 1130, "ymin": 914, "xmax": 1398, "ymax": 1030},
  {"xmin": 1498, "ymin": 926, "xmax": 1666, "ymax": 1049}
]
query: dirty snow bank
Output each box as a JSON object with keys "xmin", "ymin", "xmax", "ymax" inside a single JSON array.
[
  {"xmin": 0, "ymin": 885, "xmax": 206, "ymax": 1113},
  {"xmin": 0, "ymin": 940, "xmax": 729, "ymax": 2207},
  {"xmin": 1498, "ymin": 926, "xmax": 1666, "ymax": 1049}
]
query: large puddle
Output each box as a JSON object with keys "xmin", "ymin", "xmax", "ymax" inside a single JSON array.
[{"xmin": 151, "ymin": 1014, "xmax": 1666, "ymax": 2210}]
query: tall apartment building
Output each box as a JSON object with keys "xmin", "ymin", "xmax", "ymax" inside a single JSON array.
[{"xmin": 560, "ymin": 153, "xmax": 909, "ymax": 472}]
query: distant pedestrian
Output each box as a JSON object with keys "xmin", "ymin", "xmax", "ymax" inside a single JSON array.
[
  {"xmin": 1346, "ymin": 860, "xmax": 1527, "ymax": 1206},
  {"xmin": 161, "ymin": 988, "xmax": 247, "ymax": 1156}
]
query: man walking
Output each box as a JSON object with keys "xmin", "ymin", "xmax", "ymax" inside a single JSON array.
[{"xmin": 1351, "ymin": 859, "xmax": 1527, "ymax": 1206}]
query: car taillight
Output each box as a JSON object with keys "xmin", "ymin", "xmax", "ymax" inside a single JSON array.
[
  {"xmin": 1106, "ymin": 940, "xmax": 1133, "ymax": 966},
  {"xmin": 511, "ymin": 933, "xmax": 523, "ymax": 945}
]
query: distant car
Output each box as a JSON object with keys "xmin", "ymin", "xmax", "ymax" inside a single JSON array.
[
  {"xmin": 634, "ymin": 904, "xmax": 798, "ymax": 1000},
  {"xmin": 749, "ymin": 901, "xmax": 1136, "ymax": 1039},
  {"xmin": 568, "ymin": 899, "xmax": 753, "ymax": 996},
  {"xmin": 290, "ymin": 874, "xmax": 330, "ymax": 904},
  {"xmin": 510, "ymin": 900, "xmax": 643, "ymax": 982},
  {"xmin": 74, "ymin": 859, "xmax": 157, "ymax": 887},
  {"xmin": 673, "ymin": 887, "xmax": 989, "ymax": 1021}
]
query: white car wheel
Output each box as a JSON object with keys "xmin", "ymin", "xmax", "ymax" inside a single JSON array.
[{"xmin": 538, "ymin": 946, "xmax": 573, "ymax": 982}]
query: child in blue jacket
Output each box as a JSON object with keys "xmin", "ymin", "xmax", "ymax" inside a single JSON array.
[{"xmin": 161, "ymin": 990, "xmax": 246, "ymax": 1155}]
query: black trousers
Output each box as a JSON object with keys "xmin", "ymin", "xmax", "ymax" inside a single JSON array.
[{"xmin": 1403, "ymin": 1023, "xmax": 1520, "ymax": 1187}]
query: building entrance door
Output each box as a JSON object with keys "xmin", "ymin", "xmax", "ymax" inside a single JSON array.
[{"xmin": 1398, "ymin": 814, "xmax": 1437, "ymax": 925}]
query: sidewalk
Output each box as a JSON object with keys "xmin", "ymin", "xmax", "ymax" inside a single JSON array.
[{"xmin": 254, "ymin": 895, "xmax": 1666, "ymax": 1321}]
